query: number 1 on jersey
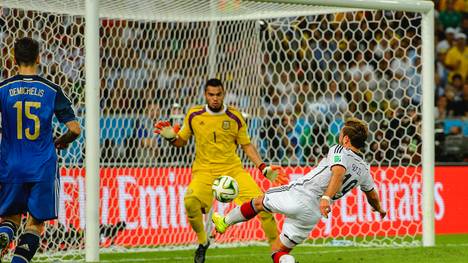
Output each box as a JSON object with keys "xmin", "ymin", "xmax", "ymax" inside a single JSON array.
[{"xmin": 13, "ymin": 101, "xmax": 41, "ymax": 140}]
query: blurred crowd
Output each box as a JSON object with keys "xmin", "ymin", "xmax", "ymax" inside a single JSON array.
[
  {"xmin": 259, "ymin": 11, "xmax": 424, "ymax": 165},
  {"xmin": 433, "ymin": 0, "xmax": 468, "ymax": 162},
  {"xmin": 0, "ymin": 2, "xmax": 466, "ymax": 166},
  {"xmin": 258, "ymin": 1, "xmax": 467, "ymax": 164}
]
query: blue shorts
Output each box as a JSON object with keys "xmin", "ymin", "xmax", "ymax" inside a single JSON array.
[{"xmin": 0, "ymin": 178, "xmax": 60, "ymax": 221}]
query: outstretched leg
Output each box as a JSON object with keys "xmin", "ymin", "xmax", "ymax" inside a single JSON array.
[
  {"xmin": 232, "ymin": 169, "xmax": 278, "ymax": 244},
  {"xmin": 212, "ymin": 195, "xmax": 266, "ymax": 233}
]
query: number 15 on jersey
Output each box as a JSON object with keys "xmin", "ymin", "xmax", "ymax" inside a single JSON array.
[{"xmin": 13, "ymin": 101, "xmax": 41, "ymax": 140}]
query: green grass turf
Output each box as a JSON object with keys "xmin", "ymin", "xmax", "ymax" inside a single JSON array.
[{"xmin": 99, "ymin": 234, "xmax": 468, "ymax": 263}]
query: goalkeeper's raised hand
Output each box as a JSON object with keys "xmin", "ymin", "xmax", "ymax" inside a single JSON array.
[
  {"xmin": 154, "ymin": 121, "xmax": 180, "ymax": 142},
  {"xmin": 258, "ymin": 163, "xmax": 287, "ymax": 185}
]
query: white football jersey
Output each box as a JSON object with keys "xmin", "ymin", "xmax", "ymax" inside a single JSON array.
[{"xmin": 289, "ymin": 145, "xmax": 375, "ymax": 200}]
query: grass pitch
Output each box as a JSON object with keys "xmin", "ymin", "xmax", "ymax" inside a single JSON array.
[{"xmin": 100, "ymin": 234, "xmax": 468, "ymax": 263}]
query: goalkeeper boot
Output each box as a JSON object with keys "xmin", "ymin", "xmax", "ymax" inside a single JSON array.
[
  {"xmin": 212, "ymin": 213, "xmax": 229, "ymax": 234},
  {"xmin": 194, "ymin": 240, "xmax": 210, "ymax": 263}
]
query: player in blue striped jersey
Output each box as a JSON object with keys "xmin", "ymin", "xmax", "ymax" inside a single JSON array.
[{"xmin": 0, "ymin": 37, "xmax": 81, "ymax": 263}]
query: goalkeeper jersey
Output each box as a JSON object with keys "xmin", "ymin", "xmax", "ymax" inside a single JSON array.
[{"xmin": 178, "ymin": 104, "xmax": 250, "ymax": 171}]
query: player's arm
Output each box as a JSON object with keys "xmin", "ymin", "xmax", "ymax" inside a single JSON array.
[
  {"xmin": 154, "ymin": 108, "xmax": 195, "ymax": 148},
  {"xmin": 364, "ymin": 189, "xmax": 387, "ymax": 219},
  {"xmin": 361, "ymin": 168, "xmax": 386, "ymax": 218},
  {"xmin": 154, "ymin": 121, "xmax": 188, "ymax": 147},
  {"xmin": 171, "ymin": 136, "xmax": 188, "ymax": 147},
  {"xmin": 241, "ymin": 143, "xmax": 263, "ymax": 168},
  {"xmin": 54, "ymin": 87, "xmax": 80, "ymax": 149},
  {"xmin": 241, "ymin": 144, "xmax": 285, "ymax": 183},
  {"xmin": 240, "ymin": 143, "xmax": 274, "ymax": 177},
  {"xmin": 228, "ymin": 108, "xmax": 284, "ymax": 183},
  {"xmin": 54, "ymin": 120, "xmax": 81, "ymax": 149},
  {"xmin": 320, "ymin": 165, "xmax": 346, "ymax": 218}
]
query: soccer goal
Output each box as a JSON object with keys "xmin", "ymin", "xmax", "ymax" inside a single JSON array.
[{"xmin": 0, "ymin": 0, "xmax": 434, "ymax": 262}]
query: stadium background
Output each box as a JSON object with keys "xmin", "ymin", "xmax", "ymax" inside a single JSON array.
[
  {"xmin": 0, "ymin": 0, "xmax": 467, "ymax": 253},
  {"xmin": 0, "ymin": 2, "xmax": 466, "ymax": 166}
]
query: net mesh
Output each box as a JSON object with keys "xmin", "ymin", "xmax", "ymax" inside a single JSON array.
[
  {"xmin": 0, "ymin": 1, "xmax": 423, "ymax": 261},
  {"xmin": 1, "ymin": 0, "xmax": 358, "ymax": 21}
]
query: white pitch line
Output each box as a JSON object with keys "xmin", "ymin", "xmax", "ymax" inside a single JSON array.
[{"xmin": 99, "ymin": 243, "xmax": 468, "ymax": 263}]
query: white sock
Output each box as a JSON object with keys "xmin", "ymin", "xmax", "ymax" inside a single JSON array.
[
  {"xmin": 279, "ymin": 255, "xmax": 295, "ymax": 263},
  {"xmin": 225, "ymin": 206, "xmax": 247, "ymax": 225}
]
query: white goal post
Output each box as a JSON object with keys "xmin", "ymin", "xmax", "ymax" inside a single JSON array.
[
  {"xmin": 0, "ymin": 0, "xmax": 435, "ymax": 262},
  {"xmin": 84, "ymin": 0, "xmax": 100, "ymax": 261}
]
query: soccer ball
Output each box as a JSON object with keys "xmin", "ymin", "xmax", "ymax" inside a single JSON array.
[{"xmin": 212, "ymin": 175, "xmax": 239, "ymax": 203}]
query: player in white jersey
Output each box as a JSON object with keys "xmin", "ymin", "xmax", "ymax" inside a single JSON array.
[{"xmin": 212, "ymin": 118, "xmax": 387, "ymax": 263}]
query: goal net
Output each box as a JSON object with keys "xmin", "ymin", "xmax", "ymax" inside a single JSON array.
[{"xmin": 0, "ymin": 0, "xmax": 426, "ymax": 261}]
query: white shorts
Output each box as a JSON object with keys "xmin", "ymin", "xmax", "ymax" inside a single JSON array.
[{"xmin": 262, "ymin": 186, "xmax": 321, "ymax": 248}]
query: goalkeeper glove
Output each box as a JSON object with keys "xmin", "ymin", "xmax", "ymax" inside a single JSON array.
[
  {"xmin": 258, "ymin": 163, "xmax": 288, "ymax": 185},
  {"xmin": 154, "ymin": 121, "xmax": 180, "ymax": 142},
  {"xmin": 258, "ymin": 163, "xmax": 280, "ymax": 182}
]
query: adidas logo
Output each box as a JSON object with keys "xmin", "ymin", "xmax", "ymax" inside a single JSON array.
[{"xmin": 18, "ymin": 243, "xmax": 29, "ymax": 251}]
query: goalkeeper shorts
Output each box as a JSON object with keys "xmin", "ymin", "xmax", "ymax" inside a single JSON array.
[{"xmin": 186, "ymin": 166, "xmax": 264, "ymax": 213}]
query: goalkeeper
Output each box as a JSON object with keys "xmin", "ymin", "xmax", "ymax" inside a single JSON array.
[{"xmin": 155, "ymin": 78, "xmax": 283, "ymax": 263}]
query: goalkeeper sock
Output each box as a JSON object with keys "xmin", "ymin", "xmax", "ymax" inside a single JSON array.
[
  {"xmin": 0, "ymin": 220, "xmax": 17, "ymax": 245},
  {"xmin": 225, "ymin": 200, "xmax": 258, "ymax": 225},
  {"xmin": 184, "ymin": 197, "xmax": 207, "ymax": 245},
  {"xmin": 196, "ymin": 230, "xmax": 208, "ymax": 245},
  {"xmin": 12, "ymin": 231, "xmax": 40, "ymax": 263},
  {"xmin": 258, "ymin": 212, "xmax": 278, "ymax": 244},
  {"xmin": 187, "ymin": 214, "xmax": 207, "ymax": 245}
]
